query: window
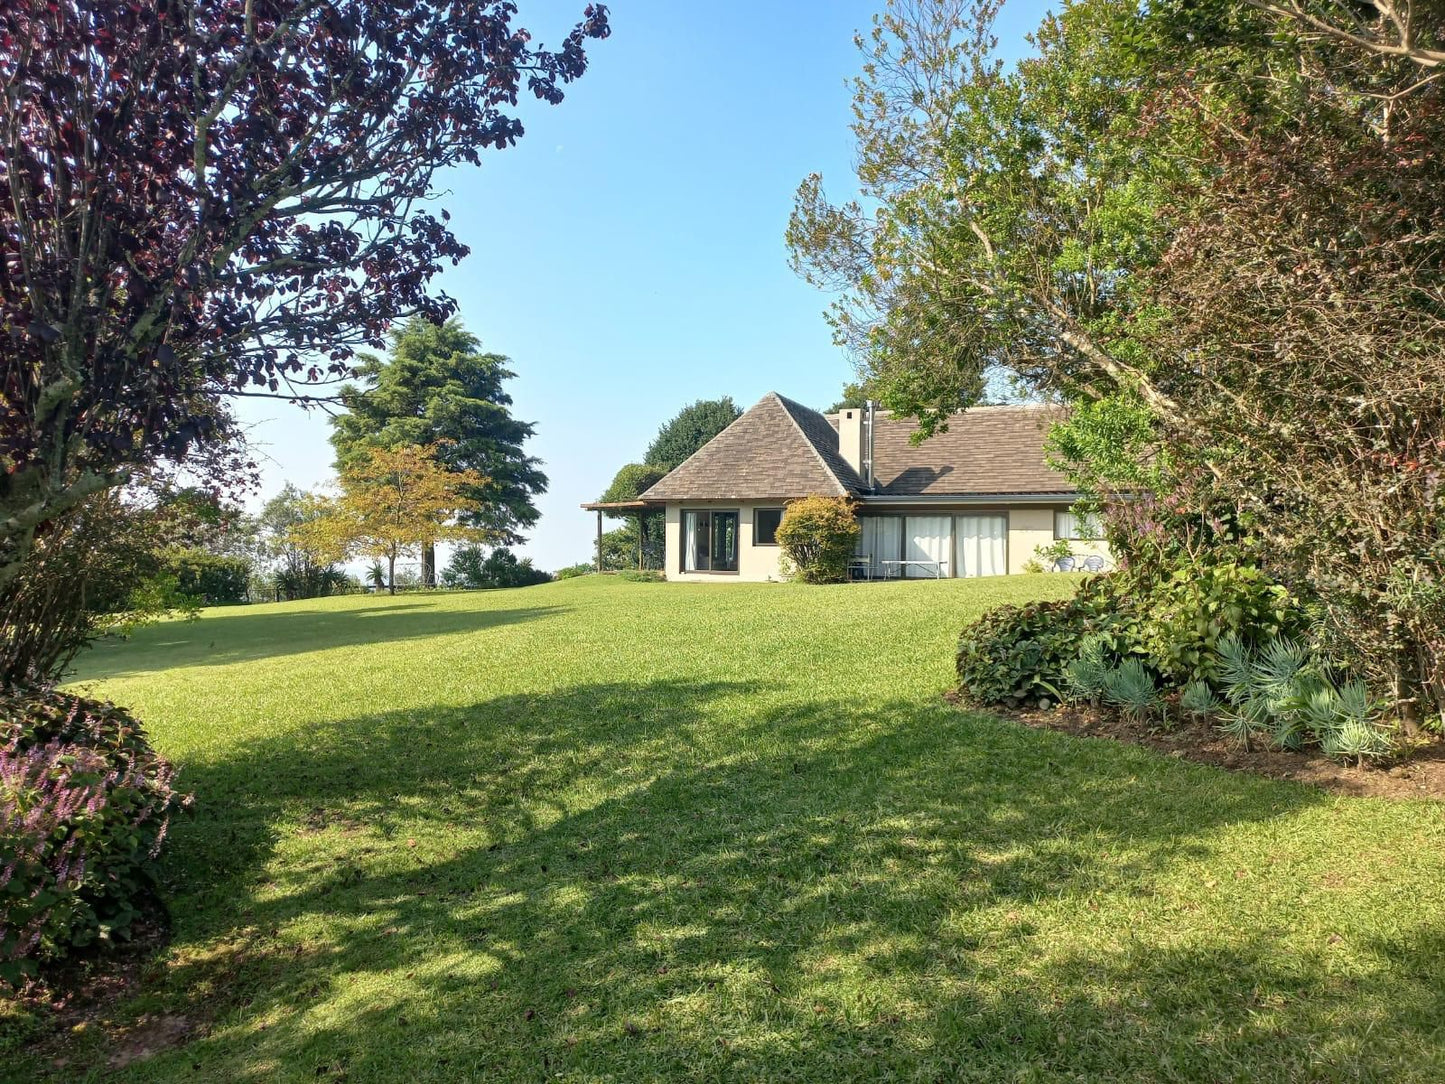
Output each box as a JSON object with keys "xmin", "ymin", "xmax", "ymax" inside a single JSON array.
[
  {"xmin": 1055, "ymin": 510, "xmax": 1104, "ymax": 541},
  {"xmin": 754, "ymin": 508, "xmax": 783, "ymax": 546},
  {"xmin": 682, "ymin": 510, "xmax": 739, "ymax": 572}
]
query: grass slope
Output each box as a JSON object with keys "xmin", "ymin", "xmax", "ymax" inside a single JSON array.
[{"xmin": 10, "ymin": 576, "xmax": 1445, "ymax": 1082}]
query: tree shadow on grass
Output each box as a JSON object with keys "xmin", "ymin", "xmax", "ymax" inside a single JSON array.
[
  {"xmin": 63, "ymin": 679, "xmax": 1444, "ymax": 1082},
  {"xmin": 68, "ymin": 599, "xmax": 568, "ymax": 681}
]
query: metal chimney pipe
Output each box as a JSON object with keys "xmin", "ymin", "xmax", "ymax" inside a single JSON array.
[{"xmin": 863, "ymin": 399, "xmax": 876, "ymax": 491}]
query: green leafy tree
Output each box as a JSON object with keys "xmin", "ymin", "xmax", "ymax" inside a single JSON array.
[
  {"xmin": 795, "ymin": 0, "xmax": 1445, "ymax": 728},
  {"xmin": 331, "ymin": 318, "xmax": 547, "ymax": 584},
  {"xmin": 255, "ymin": 484, "xmax": 343, "ymax": 602},
  {"xmin": 594, "ymin": 401, "xmax": 740, "ymax": 572},
  {"xmin": 597, "ymin": 463, "xmax": 667, "ymax": 570},
  {"xmin": 643, "ymin": 398, "xmax": 742, "ymax": 472}
]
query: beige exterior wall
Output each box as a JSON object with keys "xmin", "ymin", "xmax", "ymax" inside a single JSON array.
[
  {"xmin": 663, "ymin": 501, "xmax": 787, "ymax": 583},
  {"xmin": 1006, "ymin": 507, "xmax": 1055, "ymax": 575},
  {"xmin": 1007, "ymin": 506, "xmax": 1110, "ymax": 573},
  {"xmin": 663, "ymin": 501, "xmax": 1112, "ymax": 583}
]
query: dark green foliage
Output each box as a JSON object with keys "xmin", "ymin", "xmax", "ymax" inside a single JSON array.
[
  {"xmin": 596, "ymin": 463, "xmax": 666, "ymax": 571},
  {"xmin": 164, "ymin": 550, "xmax": 251, "ymax": 605},
  {"xmin": 775, "ymin": 496, "xmax": 860, "ymax": 584},
  {"xmin": 598, "ymin": 523, "xmax": 664, "ymax": 572},
  {"xmin": 958, "ymin": 599, "xmax": 1093, "ymax": 708},
  {"xmin": 643, "ymin": 398, "xmax": 741, "ymax": 472},
  {"xmin": 273, "ymin": 566, "xmax": 351, "ymax": 602},
  {"xmin": 330, "ymin": 318, "xmax": 547, "ymax": 546},
  {"xmin": 0, "ymin": 493, "xmax": 199, "ymax": 685},
  {"xmin": 1, "ymin": 688, "xmax": 189, "ymax": 983},
  {"xmin": 615, "ymin": 569, "xmax": 664, "ymax": 583},
  {"xmin": 1138, "ymin": 563, "xmax": 1304, "ymax": 685},
  {"xmin": 600, "ymin": 463, "xmax": 667, "ymax": 505},
  {"xmin": 441, "ymin": 545, "xmax": 551, "ymax": 590},
  {"xmin": 958, "ymin": 577, "xmax": 1138, "ymax": 708}
]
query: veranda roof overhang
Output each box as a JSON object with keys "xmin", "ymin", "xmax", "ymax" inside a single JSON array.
[{"xmin": 579, "ymin": 499, "xmax": 662, "ymax": 512}]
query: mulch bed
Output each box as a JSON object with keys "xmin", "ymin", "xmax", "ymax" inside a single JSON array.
[{"xmin": 948, "ymin": 692, "xmax": 1445, "ymax": 801}]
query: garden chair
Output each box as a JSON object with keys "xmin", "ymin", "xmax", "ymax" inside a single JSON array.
[
  {"xmin": 1081, "ymin": 555, "xmax": 1107, "ymax": 572},
  {"xmin": 1053, "ymin": 555, "xmax": 1076, "ymax": 572}
]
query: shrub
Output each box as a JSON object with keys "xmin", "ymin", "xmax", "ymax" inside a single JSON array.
[
  {"xmin": 615, "ymin": 569, "xmax": 664, "ymax": 583},
  {"xmin": 442, "ymin": 545, "xmax": 552, "ymax": 589},
  {"xmin": 1137, "ymin": 563, "xmax": 1304, "ymax": 685},
  {"xmin": 0, "ymin": 688, "xmax": 189, "ymax": 983},
  {"xmin": 555, "ymin": 563, "xmax": 594, "ymax": 580},
  {"xmin": 164, "ymin": 550, "xmax": 251, "ymax": 605},
  {"xmin": 958, "ymin": 578, "xmax": 1140, "ymax": 708},
  {"xmin": 274, "ymin": 565, "xmax": 349, "ymax": 601},
  {"xmin": 1102, "ymin": 659, "xmax": 1160, "ymax": 723},
  {"xmin": 776, "ymin": 496, "xmax": 860, "ymax": 584}
]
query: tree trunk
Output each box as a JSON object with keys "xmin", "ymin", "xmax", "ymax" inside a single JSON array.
[
  {"xmin": 637, "ymin": 514, "xmax": 644, "ymax": 570},
  {"xmin": 388, "ymin": 553, "xmax": 396, "ymax": 595},
  {"xmin": 422, "ymin": 541, "xmax": 436, "ymax": 588}
]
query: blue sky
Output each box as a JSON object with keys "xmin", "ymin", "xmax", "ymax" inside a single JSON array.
[{"xmin": 235, "ymin": 0, "xmax": 1051, "ymax": 572}]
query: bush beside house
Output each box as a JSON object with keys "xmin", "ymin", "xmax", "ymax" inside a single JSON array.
[{"xmin": 776, "ymin": 497, "xmax": 860, "ymax": 584}]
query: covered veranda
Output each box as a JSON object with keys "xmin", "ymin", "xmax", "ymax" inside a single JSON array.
[{"xmin": 579, "ymin": 499, "xmax": 663, "ymax": 571}]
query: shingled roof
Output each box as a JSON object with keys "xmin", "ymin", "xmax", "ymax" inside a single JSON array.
[
  {"xmin": 638, "ymin": 393, "xmax": 856, "ymax": 501},
  {"xmin": 868, "ymin": 404, "xmax": 1073, "ymax": 496},
  {"xmin": 636, "ymin": 394, "xmax": 1075, "ymax": 502}
]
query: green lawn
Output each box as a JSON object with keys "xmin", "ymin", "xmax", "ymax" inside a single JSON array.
[{"xmin": 11, "ymin": 575, "xmax": 1445, "ymax": 1082}]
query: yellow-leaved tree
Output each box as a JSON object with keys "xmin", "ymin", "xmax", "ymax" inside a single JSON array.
[{"xmin": 292, "ymin": 444, "xmax": 488, "ymax": 594}]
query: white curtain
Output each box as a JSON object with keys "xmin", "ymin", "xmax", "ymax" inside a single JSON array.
[
  {"xmin": 856, "ymin": 517, "xmax": 901, "ymax": 577},
  {"xmin": 683, "ymin": 512, "xmax": 700, "ymax": 571},
  {"xmin": 904, "ymin": 516, "xmax": 952, "ymax": 577},
  {"xmin": 955, "ymin": 514, "xmax": 1007, "ymax": 578},
  {"xmin": 1055, "ymin": 510, "xmax": 1103, "ymax": 541}
]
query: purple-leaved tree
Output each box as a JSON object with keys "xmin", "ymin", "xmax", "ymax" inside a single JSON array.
[{"xmin": 0, "ymin": 0, "xmax": 609, "ymax": 591}]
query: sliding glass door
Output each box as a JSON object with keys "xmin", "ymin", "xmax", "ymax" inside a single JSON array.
[{"xmin": 682, "ymin": 510, "xmax": 739, "ymax": 573}]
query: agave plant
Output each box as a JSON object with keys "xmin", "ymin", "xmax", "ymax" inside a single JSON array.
[
  {"xmin": 1065, "ymin": 635, "xmax": 1112, "ymax": 705},
  {"xmin": 1255, "ymin": 637, "xmax": 1308, "ymax": 694},
  {"xmin": 1180, "ymin": 680, "xmax": 1219, "ymax": 719},
  {"xmin": 1216, "ymin": 694, "xmax": 1270, "ymax": 750},
  {"xmin": 1102, "ymin": 659, "xmax": 1159, "ymax": 723},
  {"xmin": 1215, "ymin": 633, "xmax": 1254, "ymax": 704},
  {"xmin": 1323, "ymin": 717, "xmax": 1393, "ymax": 766}
]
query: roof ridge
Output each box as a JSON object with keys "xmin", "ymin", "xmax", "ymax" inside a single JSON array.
[
  {"xmin": 771, "ymin": 393, "xmax": 852, "ymax": 497},
  {"xmin": 635, "ymin": 401, "xmax": 751, "ymax": 500}
]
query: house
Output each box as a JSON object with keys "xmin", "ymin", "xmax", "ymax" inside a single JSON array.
[{"xmin": 586, "ymin": 392, "xmax": 1109, "ymax": 582}]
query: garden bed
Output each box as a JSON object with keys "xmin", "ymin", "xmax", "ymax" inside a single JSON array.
[{"xmin": 953, "ymin": 693, "xmax": 1445, "ymax": 800}]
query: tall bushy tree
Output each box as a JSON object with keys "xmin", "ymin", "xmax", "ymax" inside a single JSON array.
[
  {"xmin": 296, "ymin": 444, "xmax": 485, "ymax": 594},
  {"xmin": 643, "ymin": 398, "xmax": 742, "ymax": 472},
  {"xmin": 791, "ymin": 0, "xmax": 1445, "ymax": 725},
  {"xmin": 330, "ymin": 317, "xmax": 548, "ymax": 582},
  {"xmin": 595, "ymin": 399, "xmax": 740, "ymax": 571},
  {"xmin": 0, "ymin": 0, "xmax": 609, "ymax": 603}
]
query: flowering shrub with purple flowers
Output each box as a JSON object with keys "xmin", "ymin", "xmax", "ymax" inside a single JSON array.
[{"xmin": 0, "ymin": 688, "xmax": 189, "ymax": 983}]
